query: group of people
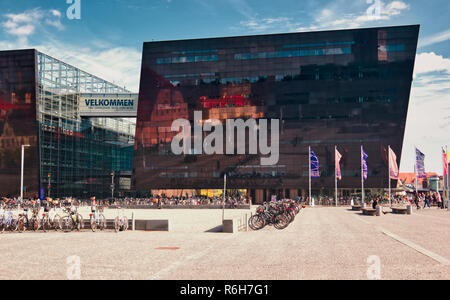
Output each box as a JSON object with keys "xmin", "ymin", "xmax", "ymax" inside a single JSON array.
[{"xmin": 411, "ymin": 191, "xmax": 446, "ymax": 210}]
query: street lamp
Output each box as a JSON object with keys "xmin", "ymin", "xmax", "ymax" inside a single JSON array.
[{"xmin": 20, "ymin": 144, "xmax": 31, "ymax": 203}]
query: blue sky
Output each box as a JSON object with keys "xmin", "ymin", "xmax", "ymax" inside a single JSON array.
[{"xmin": 0, "ymin": 0, "xmax": 449, "ymax": 173}]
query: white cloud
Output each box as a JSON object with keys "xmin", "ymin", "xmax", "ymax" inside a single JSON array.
[
  {"xmin": 237, "ymin": 1, "xmax": 409, "ymax": 33},
  {"xmin": 414, "ymin": 52, "xmax": 450, "ymax": 76},
  {"xmin": 400, "ymin": 52, "xmax": 450, "ymax": 173},
  {"xmin": 1, "ymin": 8, "xmax": 140, "ymax": 92},
  {"xmin": 1, "ymin": 8, "xmax": 64, "ymax": 43},
  {"xmin": 298, "ymin": 0, "xmax": 410, "ymax": 32},
  {"xmin": 36, "ymin": 41, "xmax": 141, "ymax": 92},
  {"xmin": 239, "ymin": 17, "xmax": 294, "ymax": 32},
  {"xmin": 419, "ymin": 29, "xmax": 450, "ymax": 48}
]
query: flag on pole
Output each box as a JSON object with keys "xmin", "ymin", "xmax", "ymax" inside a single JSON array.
[
  {"xmin": 310, "ymin": 149, "xmax": 320, "ymax": 178},
  {"xmin": 362, "ymin": 147, "xmax": 369, "ymax": 180},
  {"xmin": 444, "ymin": 149, "xmax": 448, "ymax": 176},
  {"xmin": 335, "ymin": 148, "xmax": 342, "ymax": 180},
  {"xmin": 415, "ymin": 148, "xmax": 426, "ymax": 178},
  {"xmin": 389, "ymin": 147, "xmax": 399, "ymax": 180}
]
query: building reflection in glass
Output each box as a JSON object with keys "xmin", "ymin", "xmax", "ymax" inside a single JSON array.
[{"xmin": 134, "ymin": 26, "xmax": 420, "ymax": 202}]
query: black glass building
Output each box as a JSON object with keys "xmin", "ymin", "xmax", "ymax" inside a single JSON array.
[
  {"xmin": 0, "ymin": 49, "xmax": 135, "ymax": 199},
  {"xmin": 134, "ymin": 25, "xmax": 420, "ymax": 202}
]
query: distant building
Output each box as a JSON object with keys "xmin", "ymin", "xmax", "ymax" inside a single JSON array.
[{"xmin": 0, "ymin": 49, "xmax": 135, "ymax": 198}]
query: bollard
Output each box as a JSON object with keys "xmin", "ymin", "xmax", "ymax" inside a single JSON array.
[
  {"xmin": 132, "ymin": 212, "xmax": 135, "ymax": 231},
  {"xmin": 376, "ymin": 206, "xmax": 383, "ymax": 216},
  {"xmin": 407, "ymin": 205, "xmax": 413, "ymax": 215}
]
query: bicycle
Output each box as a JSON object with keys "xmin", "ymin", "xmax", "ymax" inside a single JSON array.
[
  {"xmin": 90, "ymin": 205, "xmax": 106, "ymax": 232},
  {"xmin": 113, "ymin": 207, "xmax": 128, "ymax": 233},
  {"xmin": 16, "ymin": 207, "xmax": 40, "ymax": 233},
  {"xmin": 1, "ymin": 206, "xmax": 17, "ymax": 233},
  {"xmin": 61, "ymin": 206, "xmax": 83, "ymax": 232},
  {"xmin": 41, "ymin": 206, "xmax": 62, "ymax": 232}
]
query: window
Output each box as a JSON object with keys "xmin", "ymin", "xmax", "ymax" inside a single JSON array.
[
  {"xmin": 156, "ymin": 55, "xmax": 218, "ymax": 64},
  {"xmin": 234, "ymin": 47, "xmax": 352, "ymax": 60}
]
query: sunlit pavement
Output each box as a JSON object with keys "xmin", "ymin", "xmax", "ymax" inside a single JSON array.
[{"xmin": 0, "ymin": 207, "xmax": 449, "ymax": 280}]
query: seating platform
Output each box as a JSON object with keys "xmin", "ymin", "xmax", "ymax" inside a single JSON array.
[{"xmin": 362, "ymin": 208, "xmax": 377, "ymax": 216}]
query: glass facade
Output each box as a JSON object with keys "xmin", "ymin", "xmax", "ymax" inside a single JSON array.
[
  {"xmin": 134, "ymin": 25, "xmax": 420, "ymax": 201},
  {"xmin": 0, "ymin": 49, "xmax": 136, "ymax": 199},
  {"xmin": 0, "ymin": 50, "xmax": 39, "ymax": 198}
]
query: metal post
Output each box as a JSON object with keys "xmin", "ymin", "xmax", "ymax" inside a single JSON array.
[
  {"xmin": 309, "ymin": 146, "xmax": 312, "ymax": 207},
  {"xmin": 388, "ymin": 146, "xmax": 392, "ymax": 207},
  {"xmin": 447, "ymin": 146, "xmax": 449, "ymax": 211},
  {"xmin": 222, "ymin": 174, "xmax": 226, "ymax": 221},
  {"xmin": 20, "ymin": 145, "xmax": 25, "ymax": 202},
  {"xmin": 111, "ymin": 171, "xmax": 115, "ymax": 200},
  {"xmin": 20, "ymin": 145, "xmax": 30, "ymax": 203},
  {"xmin": 361, "ymin": 146, "xmax": 365, "ymax": 206},
  {"xmin": 335, "ymin": 146, "xmax": 338, "ymax": 207}
]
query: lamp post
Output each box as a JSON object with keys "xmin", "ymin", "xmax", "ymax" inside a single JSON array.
[
  {"xmin": 20, "ymin": 144, "xmax": 31, "ymax": 204},
  {"xmin": 110, "ymin": 171, "xmax": 115, "ymax": 200}
]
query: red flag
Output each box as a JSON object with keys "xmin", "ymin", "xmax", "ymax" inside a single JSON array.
[
  {"xmin": 444, "ymin": 150, "xmax": 448, "ymax": 176},
  {"xmin": 389, "ymin": 147, "xmax": 399, "ymax": 180},
  {"xmin": 335, "ymin": 148, "xmax": 342, "ymax": 180}
]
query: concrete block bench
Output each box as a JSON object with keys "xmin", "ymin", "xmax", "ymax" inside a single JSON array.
[
  {"xmin": 392, "ymin": 207, "xmax": 408, "ymax": 215},
  {"xmin": 362, "ymin": 208, "xmax": 377, "ymax": 216},
  {"xmin": 352, "ymin": 205, "xmax": 362, "ymax": 211},
  {"xmin": 134, "ymin": 220, "xmax": 170, "ymax": 231}
]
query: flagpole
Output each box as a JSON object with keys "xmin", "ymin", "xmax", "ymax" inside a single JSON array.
[
  {"xmin": 361, "ymin": 146, "xmax": 365, "ymax": 205},
  {"xmin": 335, "ymin": 146, "xmax": 338, "ymax": 207},
  {"xmin": 447, "ymin": 145, "xmax": 449, "ymax": 211},
  {"xmin": 309, "ymin": 146, "xmax": 312, "ymax": 207},
  {"xmin": 414, "ymin": 147, "xmax": 418, "ymax": 194},
  {"xmin": 388, "ymin": 145, "xmax": 392, "ymax": 207}
]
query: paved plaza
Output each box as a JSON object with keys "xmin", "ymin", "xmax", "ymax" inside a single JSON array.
[{"xmin": 0, "ymin": 207, "xmax": 449, "ymax": 280}]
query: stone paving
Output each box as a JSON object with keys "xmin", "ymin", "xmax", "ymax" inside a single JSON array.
[{"xmin": 0, "ymin": 207, "xmax": 449, "ymax": 280}]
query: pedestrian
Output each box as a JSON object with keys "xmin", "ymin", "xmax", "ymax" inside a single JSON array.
[
  {"xmin": 424, "ymin": 193, "xmax": 431, "ymax": 209},
  {"xmin": 436, "ymin": 192, "xmax": 442, "ymax": 209}
]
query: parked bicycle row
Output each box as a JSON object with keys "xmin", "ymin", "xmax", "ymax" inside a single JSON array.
[
  {"xmin": 0, "ymin": 204, "xmax": 129, "ymax": 234},
  {"xmin": 249, "ymin": 200, "xmax": 305, "ymax": 231}
]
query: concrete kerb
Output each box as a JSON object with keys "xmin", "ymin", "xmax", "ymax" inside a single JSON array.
[
  {"xmin": 223, "ymin": 212, "xmax": 251, "ymax": 233},
  {"xmin": 81, "ymin": 218, "xmax": 170, "ymax": 232}
]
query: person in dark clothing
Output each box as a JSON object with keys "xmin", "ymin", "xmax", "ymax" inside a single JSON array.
[{"xmin": 372, "ymin": 198, "xmax": 378, "ymax": 210}]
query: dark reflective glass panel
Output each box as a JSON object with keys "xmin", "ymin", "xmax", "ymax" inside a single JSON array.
[{"xmin": 134, "ymin": 26, "xmax": 420, "ymax": 197}]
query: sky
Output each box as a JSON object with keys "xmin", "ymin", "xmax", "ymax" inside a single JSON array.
[{"xmin": 0, "ymin": 0, "xmax": 449, "ymax": 174}]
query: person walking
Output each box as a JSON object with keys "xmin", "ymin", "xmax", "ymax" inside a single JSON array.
[
  {"xmin": 424, "ymin": 193, "xmax": 431, "ymax": 209},
  {"xmin": 436, "ymin": 192, "xmax": 443, "ymax": 209},
  {"xmin": 414, "ymin": 192, "xmax": 420, "ymax": 209}
]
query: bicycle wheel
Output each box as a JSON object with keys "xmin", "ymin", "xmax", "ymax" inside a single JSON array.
[
  {"xmin": 17, "ymin": 217, "xmax": 26, "ymax": 233},
  {"xmin": 122, "ymin": 217, "xmax": 128, "ymax": 231},
  {"xmin": 249, "ymin": 215, "xmax": 264, "ymax": 230},
  {"xmin": 61, "ymin": 216, "xmax": 73, "ymax": 232},
  {"xmin": 53, "ymin": 215, "xmax": 62, "ymax": 231},
  {"xmin": 10, "ymin": 219, "xmax": 17, "ymax": 232},
  {"xmin": 41, "ymin": 216, "xmax": 50, "ymax": 232},
  {"xmin": 75, "ymin": 214, "xmax": 82, "ymax": 231},
  {"xmin": 90, "ymin": 216, "xmax": 97, "ymax": 232},
  {"xmin": 114, "ymin": 216, "xmax": 120, "ymax": 233},
  {"xmin": 99, "ymin": 214, "xmax": 106, "ymax": 231},
  {"xmin": 32, "ymin": 217, "xmax": 40, "ymax": 231},
  {"xmin": 274, "ymin": 214, "xmax": 289, "ymax": 230}
]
